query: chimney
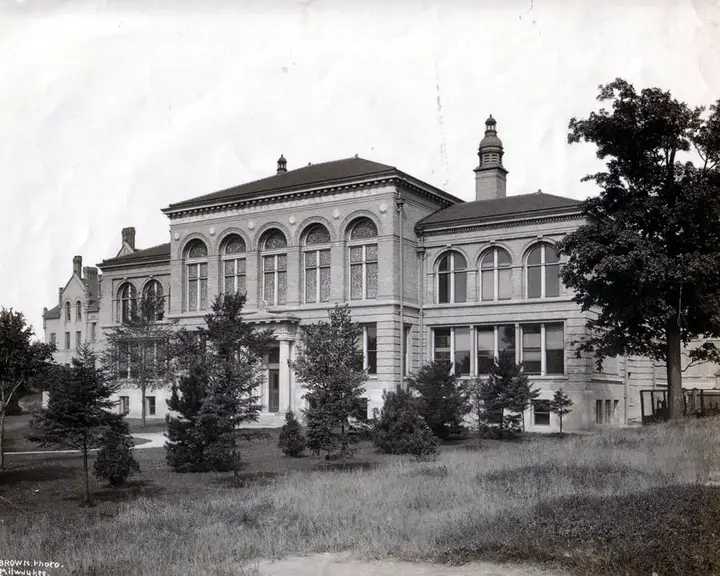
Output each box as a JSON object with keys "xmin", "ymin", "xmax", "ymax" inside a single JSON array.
[
  {"xmin": 122, "ymin": 227, "xmax": 136, "ymax": 250},
  {"xmin": 474, "ymin": 115, "xmax": 508, "ymax": 201},
  {"xmin": 276, "ymin": 154, "xmax": 287, "ymax": 174},
  {"xmin": 58, "ymin": 287, "xmax": 63, "ymax": 307},
  {"xmin": 83, "ymin": 266, "xmax": 99, "ymax": 300},
  {"xmin": 73, "ymin": 255, "xmax": 82, "ymax": 277}
]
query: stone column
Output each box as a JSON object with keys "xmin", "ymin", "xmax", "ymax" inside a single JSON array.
[{"xmin": 279, "ymin": 339, "xmax": 291, "ymax": 412}]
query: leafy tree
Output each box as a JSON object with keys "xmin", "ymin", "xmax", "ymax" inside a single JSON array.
[
  {"xmin": 290, "ymin": 304, "xmax": 367, "ymax": 461},
  {"xmin": 278, "ymin": 410, "xmax": 306, "ymax": 458},
  {"xmin": 558, "ymin": 78, "xmax": 720, "ymax": 419},
  {"xmin": 372, "ymin": 388, "xmax": 437, "ymax": 457},
  {"xmin": 172, "ymin": 292, "xmax": 274, "ymax": 476},
  {"xmin": 93, "ymin": 416, "xmax": 140, "ymax": 487},
  {"xmin": 0, "ymin": 308, "xmax": 55, "ymax": 470},
  {"xmin": 505, "ymin": 362, "xmax": 540, "ymax": 432},
  {"xmin": 28, "ymin": 345, "xmax": 119, "ymax": 503},
  {"xmin": 102, "ymin": 294, "xmax": 177, "ymax": 428},
  {"xmin": 410, "ymin": 359, "xmax": 469, "ymax": 440},
  {"xmin": 165, "ymin": 365, "xmax": 219, "ymax": 472},
  {"xmin": 549, "ymin": 389, "xmax": 574, "ymax": 435}
]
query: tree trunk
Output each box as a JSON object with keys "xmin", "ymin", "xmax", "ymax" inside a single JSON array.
[
  {"xmin": 666, "ymin": 322, "xmax": 685, "ymax": 420},
  {"xmin": 0, "ymin": 408, "xmax": 6, "ymax": 471},
  {"xmin": 559, "ymin": 415, "xmax": 563, "ymax": 435},
  {"xmin": 82, "ymin": 437, "xmax": 90, "ymax": 503}
]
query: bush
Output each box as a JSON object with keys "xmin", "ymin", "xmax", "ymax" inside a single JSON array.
[
  {"xmin": 409, "ymin": 360, "xmax": 469, "ymax": 440},
  {"xmin": 278, "ymin": 410, "xmax": 306, "ymax": 457},
  {"xmin": 93, "ymin": 416, "xmax": 140, "ymax": 487},
  {"xmin": 373, "ymin": 388, "xmax": 438, "ymax": 458}
]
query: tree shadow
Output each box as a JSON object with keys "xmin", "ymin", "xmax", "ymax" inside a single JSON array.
[
  {"xmin": 317, "ymin": 461, "xmax": 378, "ymax": 473},
  {"xmin": 213, "ymin": 471, "xmax": 280, "ymax": 488},
  {"xmin": 62, "ymin": 480, "xmax": 166, "ymax": 504},
  {"xmin": 0, "ymin": 464, "xmax": 78, "ymax": 485}
]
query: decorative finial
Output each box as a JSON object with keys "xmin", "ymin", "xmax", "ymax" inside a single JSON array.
[
  {"xmin": 536, "ymin": 188, "xmax": 542, "ymax": 194},
  {"xmin": 277, "ymin": 154, "xmax": 287, "ymax": 174}
]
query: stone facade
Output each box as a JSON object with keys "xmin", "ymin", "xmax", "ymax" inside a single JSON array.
[{"xmin": 42, "ymin": 117, "xmax": 715, "ymax": 431}]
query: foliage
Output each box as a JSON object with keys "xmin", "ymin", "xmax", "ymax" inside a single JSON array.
[
  {"xmin": 463, "ymin": 351, "xmax": 539, "ymax": 439},
  {"xmin": 549, "ymin": 389, "xmax": 574, "ymax": 434},
  {"xmin": 171, "ymin": 292, "xmax": 274, "ymax": 475},
  {"xmin": 28, "ymin": 345, "xmax": 120, "ymax": 502},
  {"xmin": 165, "ymin": 365, "xmax": 225, "ymax": 472},
  {"xmin": 557, "ymin": 78, "xmax": 720, "ymax": 419},
  {"xmin": 0, "ymin": 307, "xmax": 55, "ymax": 469},
  {"xmin": 93, "ymin": 415, "xmax": 140, "ymax": 487},
  {"xmin": 409, "ymin": 359, "xmax": 469, "ymax": 440},
  {"xmin": 290, "ymin": 304, "xmax": 367, "ymax": 461},
  {"xmin": 278, "ymin": 410, "xmax": 306, "ymax": 458},
  {"xmin": 102, "ymin": 294, "xmax": 177, "ymax": 427},
  {"xmin": 372, "ymin": 388, "xmax": 438, "ymax": 458}
]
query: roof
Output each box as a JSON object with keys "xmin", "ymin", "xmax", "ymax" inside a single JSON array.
[
  {"xmin": 98, "ymin": 243, "xmax": 171, "ymax": 269},
  {"xmin": 163, "ymin": 156, "xmax": 459, "ymax": 213},
  {"xmin": 416, "ymin": 192, "xmax": 582, "ymax": 230},
  {"xmin": 43, "ymin": 305, "xmax": 61, "ymax": 319}
]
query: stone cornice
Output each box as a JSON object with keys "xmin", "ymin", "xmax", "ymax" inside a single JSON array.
[{"xmin": 418, "ymin": 212, "xmax": 582, "ymax": 237}]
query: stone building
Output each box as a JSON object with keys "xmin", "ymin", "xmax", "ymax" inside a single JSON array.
[{"xmin": 43, "ymin": 116, "xmax": 688, "ymax": 430}]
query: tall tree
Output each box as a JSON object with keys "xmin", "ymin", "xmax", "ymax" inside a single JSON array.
[
  {"xmin": 28, "ymin": 345, "xmax": 120, "ymax": 503},
  {"xmin": 558, "ymin": 79, "xmax": 720, "ymax": 419},
  {"xmin": 102, "ymin": 294, "xmax": 176, "ymax": 427},
  {"xmin": 290, "ymin": 304, "xmax": 367, "ymax": 461},
  {"xmin": 410, "ymin": 359, "xmax": 469, "ymax": 440},
  {"xmin": 0, "ymin": 308, "xmax": 55, "ymax": 470},
  {"xmin": 171, "ymin": 292, "xmax": 274, "ymax": 475}
]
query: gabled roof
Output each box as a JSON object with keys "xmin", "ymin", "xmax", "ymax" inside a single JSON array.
[
  {"xmin": 98, "ymin": 243, "xmax": 171, "ymax": 270},
  {"xmin": 163, "ymin": 156, "xmax": 461, "ymax": 213},
  {"xmin": 416, "ymin": 191, "xmax": 582, "ymax": 230}
]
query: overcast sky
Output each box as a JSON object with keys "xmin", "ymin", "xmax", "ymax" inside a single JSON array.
[{"xmin": 1, "ymin": 0, "xmax": 719, "ymax": 337}]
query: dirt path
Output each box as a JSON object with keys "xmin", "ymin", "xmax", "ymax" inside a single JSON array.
[{"xmin": 253, "ymin": 553, "xmax": 569, "ymax": 576}]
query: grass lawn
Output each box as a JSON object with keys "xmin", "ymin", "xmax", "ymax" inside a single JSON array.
[{"xmin": 1, "ymin": 416, "xmax": 719, "ymax": 576}]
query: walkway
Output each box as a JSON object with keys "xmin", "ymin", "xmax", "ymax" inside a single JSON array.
[{"xmin": 5, "ymin": 433, "xmax": 166, "ymax": 456}]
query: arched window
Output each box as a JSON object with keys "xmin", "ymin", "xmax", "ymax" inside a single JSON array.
[
  {"xmin": 65, "ymin": 301, "xmax": 71, "ymax": 322},
  {"xmin": 348, "ymin": 218, "xmax": 378, "ymax": 300},
  {"xmin": 143, "ymin": 280, "xmax": 164, "ymax": 321},
  {"xmin": 526, "ymin": 243, "xmax": 560, "ymax": 299},
  {"xmin": 76, "ymin": 301, "xmax": 82, "ymax": 321},
  {"xmin": 303, "ymin": 224, "xmax": 331, "ymax": 303},
  {"xmin": 118, "ymin": 283, "xmax": 137, "ymax": 323},
  {"xmin": 437, "ymin": 251, "xmax": 467, "ymax": 304},
  {"xmin": 185, "ymin": 239, "xmax": 208, "ymax": 311},
  {"xmin": 221, "ymin": 235, "xmax": 247, "ymax": 296},
  {"xmin": 480, "ymin": 248, "xmax": 512, "ymax": 301},
  {"xmin": 262, "ymin": 230, "xmax": 287, "ymax": 306}
]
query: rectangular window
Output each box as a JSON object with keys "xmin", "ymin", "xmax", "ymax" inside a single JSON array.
[
  {"xmin": 476, "ymin": 327, "xmax": 494, "ymax": 375},
  {"xmin": 596, "ymin": 399, "xmax": 604, "ymax": 424},
  {"xmin": 364, "ymin": 324, "xmax": 377, "ymax": 375},
  {"xmin": 498, "ymin": 267, "xmax": 512, "ymax": 300},
  {"xmin": 224, "ymin": 258, "xmax": 247, "ymax": 296},
  {"xmin": 527, "ymin": 266, "xmax": 542, "ymax": 299},
  {"xmin": 75, "ymin": 331, "xmax": 81, "ymax": 349},
  {"xmin": 147, "ymin": 396, "xmax": 156, "ymax": 416},
  {"xmin": 433, "ymin": 327, "xmax": 470, "ymax": 376},
  {"xmin": 119, "ymin": 396, "xmax": 129, "ymax": 414},
  {"xmin": 533, "ymin": 400, "xmax": 551, "ymax": 426},
  {"xmin": 187, "ymin": 263, "xmax": 208, "ymax": 311},
  {"xmin": 522, "ymin": 325, "xmax": 542, "ymax": 375},
  {"xmin": 545, "ymin": 323, "xmax": 565, "ymax": 375},
  {"xmin": 454, "ymin": 327, "xmax": 471, "ymax": 376},
  {"xmin": 304, "ymin": 249, "xmax": 331, "ymax": 303},
  {"xmin": 350, "ymin": 245, "xmax": 378, "ymax": 300},
  {"xmin": 50, "ymin": 333, "xmax": 56, "ymax": 346},
  {"xmin": 118, "ymin": 342, "xmax": 130, "ymax": 379},
  {"xmin": 403, "ymin": 325, "xmax": 411, "ymax": 376},
  {"xmin": 605, "ymin": 399, "xmax": 612, "ymax": 423},
  {"xmin": 519, "ymin": 323, "xmax": 564, "ymax": 376},
  {"xmin": 613, "ymin": 399, "xmax": 619, "ymax": 420},
  {"xmin": 64, "ymin": 332, "xmax": 71, "ymax": 350},
  {"xmin": 90, "ymin": 323, "xmax": 97, "ymax": 343},
  {"xmin": 498, "ymin": 324, "xmax": 516, "ymax": 359},
  {"xmin": 433, "ymin": 328, "xmax": 451, "ymax": 365}
]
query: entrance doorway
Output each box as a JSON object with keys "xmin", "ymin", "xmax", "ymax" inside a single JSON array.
[{"xmin": 269, "ymin": 369, "xmax": 280, "ymax": 413}]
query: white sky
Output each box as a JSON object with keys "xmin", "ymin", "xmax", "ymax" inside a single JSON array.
[{"xmin": 1, "ymin": 0, "xmax": 719, "ymax": 337}]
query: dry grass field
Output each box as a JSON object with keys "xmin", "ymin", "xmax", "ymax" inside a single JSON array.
[{"xmin": 1, "ymin": 416, "xmax": 718, "ymax": 576}]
